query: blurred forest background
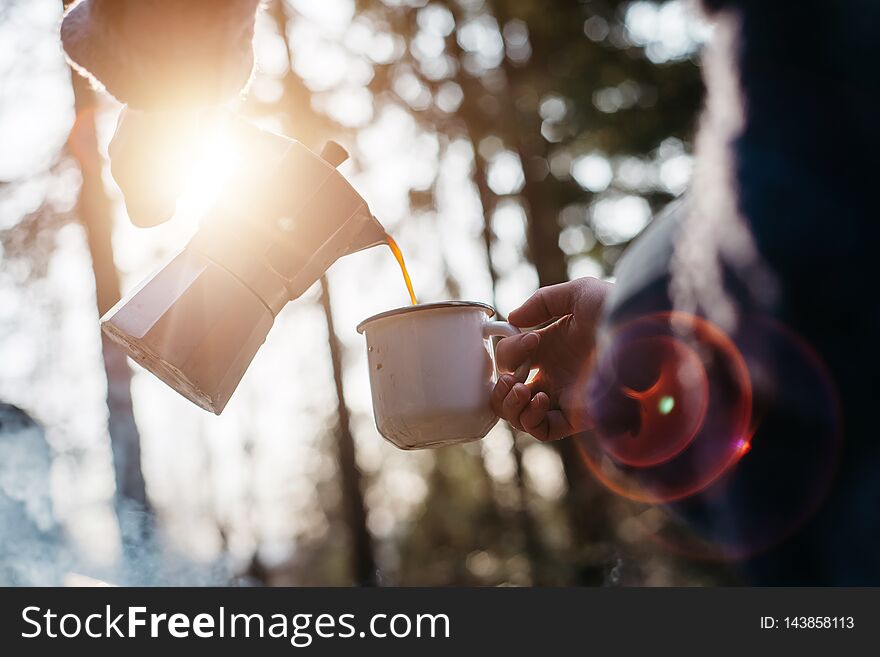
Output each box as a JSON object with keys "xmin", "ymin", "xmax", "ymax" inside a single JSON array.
[{"xmin": 0, "ymin": 0, "xmax": 740, "ymax": 585}]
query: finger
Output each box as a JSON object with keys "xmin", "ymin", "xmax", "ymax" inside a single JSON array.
[
  {"xmin": 508, "ymin": 280, "xmax": 584, "ymax": 327},
  {"xmin": 536, "ymin": 410, "xmax": 577, "ymax": 441},
  {"xmin": 491, "ymin": 374, "xmax": 515, "ymax": 417},
  {"xmin": 525, "ymin": 403, "xmax": 577, "ymax": 442},
  {"xmin": 501, "ymin": 383, "xmax": 531, "ymax": 430},
  {"xmin": 519, "ymin": 391, "xmax": 550, "ymax": 437},
  {"xmin": 495, "ymin": 332, "xmax": 539, "ymax": 376}
]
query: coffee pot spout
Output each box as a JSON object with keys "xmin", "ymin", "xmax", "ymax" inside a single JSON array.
[
  {"xmin": 283, "ymin": 208, "xmax": 387, "ymax": 299},
  {"xmin": 347, "ymin": 213, "xmax": 389, "ymax": 254},
  {"xmin": 275, "ymin": 140, "xmax": 389, "ymax": 297}
]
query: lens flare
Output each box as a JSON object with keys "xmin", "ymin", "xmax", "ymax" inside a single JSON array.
[
  {"xmin": 582, "ymin": 313, "xmax": 841, "ymax": 560},
  {"xmin": 580, "ymin": 312, "xmax": 753, "ymax": 504},
  {"xmin": 597, "ymin": 334, "xmax": 709, "ymax": 468}
]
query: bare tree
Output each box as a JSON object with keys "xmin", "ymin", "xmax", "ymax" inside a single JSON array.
[
  {"xmin": 63, "ymin": 0, "xmax": 151, "ymax": 541},
  {"xmin": 495, "ymin": 52, "xmax": 615, "ymax": 585},
  {"xmin": 319, "ymin": 276, "xmax": 378, "ymax": 586},
  {"xmin": 265, "ymin": 0, "xmax": 377, "ymax": 585}
]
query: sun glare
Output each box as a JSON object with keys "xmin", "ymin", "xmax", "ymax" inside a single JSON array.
[{"xmin": 173, "ymin": 130, "xmax": 242, "ymax": 219}]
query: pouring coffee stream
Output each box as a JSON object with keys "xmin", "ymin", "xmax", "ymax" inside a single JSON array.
[{"xmin": 385, "ymin": 234, "xmax": 418, "ymax": 306}]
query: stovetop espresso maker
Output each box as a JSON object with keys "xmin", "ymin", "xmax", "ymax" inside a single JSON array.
[{"xmin": 101, "ymin": 116, "xmax": 388, "ymax": 414}]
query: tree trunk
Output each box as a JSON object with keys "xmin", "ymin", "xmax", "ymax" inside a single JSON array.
[
  {"xmin": 66, "ymin": 62, "xmax": 152, "ymax": 536},
  {"xmin": 471, "ymin": 142, "xmax": 547, "ymax": 584},
  {"xmin": 319, "ymin": 276, "xmax": 378, "ymax": 586},
  {"xmin": 264, "ymin": 0, "xmax": 377, "ymax": 587},
  {"xmin": 494, "ymin": 51, "xmax": 615, "ymax": 584}
]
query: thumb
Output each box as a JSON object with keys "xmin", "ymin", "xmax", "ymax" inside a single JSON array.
[{"xmin": 509, "ymin": 280, "xmax": 582, "ymax": 327}]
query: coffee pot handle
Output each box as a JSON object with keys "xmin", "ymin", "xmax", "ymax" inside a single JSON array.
[{"xmin": 483, "ymin": 321, "xmax": 533, "ymax": 383}]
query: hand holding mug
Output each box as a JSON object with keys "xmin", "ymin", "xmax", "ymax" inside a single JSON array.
[{"xmin": 491, "ymin": 277, "xmax": 612, "ymax": 441}]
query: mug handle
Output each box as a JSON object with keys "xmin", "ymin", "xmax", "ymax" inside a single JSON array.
[{"xmin": 483, "ymin": 321, "xmax": 533, "ymax": 383}]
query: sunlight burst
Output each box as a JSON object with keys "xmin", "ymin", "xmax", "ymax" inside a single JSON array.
[{"xmin": 173, "ymin": 129, "xmax": 243, "ymax": 220}]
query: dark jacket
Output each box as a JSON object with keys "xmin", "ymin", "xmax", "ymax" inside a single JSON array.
[{"xmin": 599, "ymin": 0, "xmax": 880, "ymax": 584}]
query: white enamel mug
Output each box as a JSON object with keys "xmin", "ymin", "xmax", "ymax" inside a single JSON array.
[{"xmin": 357, "ymin": 302, "xmax": 527, "ymax": 450}]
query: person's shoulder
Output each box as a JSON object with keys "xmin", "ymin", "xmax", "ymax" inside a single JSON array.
[{"xmin": 602, "ymin": 199, "xmax": 685, "ymax": 326}]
